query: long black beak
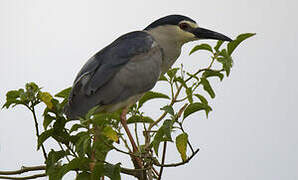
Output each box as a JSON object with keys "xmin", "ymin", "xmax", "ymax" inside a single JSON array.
[{"xmin": 192, "ymin": 27, "xmax": 232, "ymax": 42}]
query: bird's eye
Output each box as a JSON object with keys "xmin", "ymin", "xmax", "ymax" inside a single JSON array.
[{"xmin": 179, "ymin": 23, "xmax": 189, "ymax": 30}]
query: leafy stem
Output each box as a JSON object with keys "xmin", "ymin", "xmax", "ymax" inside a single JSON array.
[{"xmin": 30, "ymin": 105, "xmax": 47, "ymax": 160}]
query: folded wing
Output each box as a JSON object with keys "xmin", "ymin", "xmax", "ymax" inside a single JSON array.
[{"xmin": 65, "ymin": 31, "xmax": 163, "ymax": 118}]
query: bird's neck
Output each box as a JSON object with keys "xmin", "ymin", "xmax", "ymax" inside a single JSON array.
[{"xmin": 145, "ymin": 27, "xmax": 184, "ymax": 73}]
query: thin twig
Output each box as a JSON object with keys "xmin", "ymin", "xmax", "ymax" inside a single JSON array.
[
  {"xmin": 30, "ymin": 106, "xmax": 47, "ymax": 160},
  {"xmin": 152, "ymin": 167, "xmax": 159, "ymax": 178},
  {"xmin": 134, "ymin": 123, "xmax": 140, "ymax": 149},
  {"xmin": 90, "ymin": 125, "xmax": 99, "ymax": 171},
  {"xmin": 185, "ymin": 68, "xmax": 208, "ymax": 82},
  {"xmin": 207, "ymin": 56, "xmax": 216, "ymax": 69},
  {"xmin": 148, "ymin": 85, "xmax": 183, "ymax": 131},
  {"xmin": 118, "ymin": 132, "xmax": 132, "ymax": 153},
  {"xmin": 158, "ymin": 142, "xmax": 167, "ymax": 180},
  {"xmin": 179, "ymin": 123, "xmax": 195, "ymax": 154},
  {"xmin": 154, "ymin": 148, "xmax": 200, "ymax": 167},
  {"xmin": 65, "ymin": 144, "xmax": 78, "ymax": 158},
  {"xmin": 0, "ymin": 166, "xmax": 45, "ymax": 175},
  {"xmin": 58, "ymin": 142, "xmax": 70, "ymax": 162},
  {"xmin": 106, "ymin": 143, "xmax": 143, "ymax": 159},
  {"xmin": 0, "ymin": 173, "xmax": 46, "ymax": 179},
  {"xmin": 97, "ymin": 159, "xmax": 152, "ymax": 178}
]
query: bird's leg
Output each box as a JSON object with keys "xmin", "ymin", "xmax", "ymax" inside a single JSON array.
[
  {"xmin": 120, "ymin": 107, "xmax": 139, "ymax": 153},
  {"xmin": 120, "ymin": 107, "xmax": 145, "ymax": 174}
]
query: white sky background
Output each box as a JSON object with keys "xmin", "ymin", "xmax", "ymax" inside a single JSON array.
[{"xmin": 0, "ymin": 0, "xmax": 297, "ymax": 179}]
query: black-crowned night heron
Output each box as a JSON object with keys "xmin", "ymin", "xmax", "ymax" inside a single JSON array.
[
  {"xmin": 64, "ymin": 14, "xmax": 231, "ymax": 154},
  {"xmin": 64, "ymin": 15, "xmax": 231, "ymax": 150},
  {"xmin": 65, "ymin": 14, "xmax": 231, "ymax": 119}
]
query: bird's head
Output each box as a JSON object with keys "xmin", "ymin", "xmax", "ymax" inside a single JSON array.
[{"xmin": 144, "ymin": 15, "xmax": 232, "ymax": 45}]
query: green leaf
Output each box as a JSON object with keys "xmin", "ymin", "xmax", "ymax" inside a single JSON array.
[
  {"xmin": 183, "ymin": 102, "xmax": 212, "ymax": 119},
  {"xmin": 2, "ymin": 89, "xmax": 24, "ymax": 109},
  {"xmin": 25, "ymin": 82, "xmax": 40, "ymax": 102},
  {"xmin": 162, "ymin": 120, "xmax": 173, "ymax": 141},
  {"xmin": 214, "ymin": 40, "xmax": 224, "ymax": 52},
  {"xmin": 46, "ymin": 150, "xmax": 69, "ymax": 172},
  {"xmin": 76, "ymin": 172, "xmax": 91, "ymax": 180},
  {"xmin": 194, "ymin": 94, "xmax": 208, "ymax": 105},
  {"xmin": 2, "ymin": 99, "xmax": 23, "ymax": 109},
  {"xmin": 227, "ymin": 33, "xmax": 255, "ymax": 55},
  {"xmin": 55, "ymin": 87, "xmax": 72, "ymax": 99},
  {"xmin": 176, "ymin": 133, "xmax": 188, "ymax": 161},
  {"xmin": 6, "ymin": 90, "xmax": 21, "ymax": 99},
  {"xmin": 25, "ymin": 82, "xmax": 39, "ymax": 92},
  {"xmin": 152, "ymin": 120, "xmax": 173, "ymax": 156},
  {"xmin": 38, "ymin": 129, "xmax": 54, "ymax": 150},
  {"xmin": 152, "ymin": 132, "xmax": 163, "ymax": 156},
  {"xmin": 59, "ymin": 157, "xmax": 90, "ymax": 178},
  {"xmin": 92, "ymin": 111, "xmax": 121, "ymax": 125},
  {"xmin": 127, "ymin": 115, "xmax": 154, "ymax": 124},
  {"xmin": 39, "ymin": 92, "xmax": 54, "ymax": 109},
  {"xmin": 43, "ymin": 114, "xmax": 56, "ymax": 130},
  {"xmin": 138, "ymin": 91, "xmax": 170, "ymax": 108},
  {"xmin": 85, "ymin": 105, "xmax": 100, "ymax": 120},
  {"xmin": 47, "ymin": 164, "xmax": 62, "ymax": 180},
  {"xmin": 103, "ymin": 126, "xmax": 119, "ymax": 142},
  {"xmin": 91, "ymin": 162, "xmax": 104, "ymax": 179},
  {"xmin": 70, "ymin": 124, "xmax": 86, "ymax": 133},
  {"xmin": 186, "ymin": 72, "xmax": 199, "ymax": 81},
  {"xmin": 201, "ymin": 78, "xmax": 215, "ymax": 98},
  {"xmin": 160, "ymin": 105, "xmax": 174, "ymax": 116},
  {"xmin": 75, "ymin": 132, "xmax": 91, "ymax": 157},
  {"xmin": 167, "ymin": 68, "xmax": 179, "ymax": 80},
  {"xmin": 104, "ymin": 163, "xmax": 121, "ymax": 180},
  {"xmin": 189, "ymin": 44, "xmax": 213, "ymax": 55},
  {"xmin": 224, "ymin": 56, "xmax": 233, "ymax": 76},
  {"xmin": 185, "ymin": 88, "xmax": 193, "ymax": 104},
  {"xmin": 159, "ymin": 74, "xmax": 168, "ymax": 81},
  {"xmin": 174, "ymin": 77, "xmax": 187, "ymax": 88},
  {"xmin": 217, "ymin": 49, "xmax": 233, "ymax": 76},
  {"xmin": 92, "ymin": 140, "xmax": 112, "ymax": 161},
  {"xmin": 202, "ymin": 70, "xmax": 224, "ymax": 81}
]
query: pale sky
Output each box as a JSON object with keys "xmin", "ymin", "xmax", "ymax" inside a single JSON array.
[{"xmin": 0, "ymin": 0, "xmax": 297, "ymax": 179}]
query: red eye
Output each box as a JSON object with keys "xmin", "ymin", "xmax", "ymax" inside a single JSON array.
[{"xmin": 179, "ymin": 23, "xmax": 189, "ymax": 30}]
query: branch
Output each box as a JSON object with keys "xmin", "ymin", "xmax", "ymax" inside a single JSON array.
[
  {"xmin": 157, "ymin": 142, "xmax": 167, "ymax": 180},
  {"xmin": 0, "ymin": 173, "xmax": 46, "ymax": 180},
  {"xmin": 185, "ymin": 68, "xmax": 224, "ymax": 83},
  {"xmin": 97, "ymin": 160, "xmax": 152, "ymax": 179},
  {"xmin": 120, "ymin": 165, "xmax": 153, "ymax": 178},
  {"xmin": 154, "ymin": 148, "xmax": 200, "ymax": 167},
  {"xmin": 58, "ymin": 142, "xmax": 70, "ymax": 162},
  {"xmin": 30, "ymin": 106, "xmax": 47, "ymax": 160},
  {"xmin": 148, "ymin": 85, "xmax": 183, "ymax": 131},
  {"xmin": 0, "ymin": 173, "xmax": 47, "ymax": 179},
  {"xmin": 0, "ymin": 166, "xmax": 45, "ymax": 175}
]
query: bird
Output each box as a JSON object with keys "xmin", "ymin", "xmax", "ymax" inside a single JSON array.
[
  {"xmin": 64, "ymin": 14, "xmax": 232, "ymax": 120},
  {"xmin": 64, "ymin": 14, "xmax": 232, "ymax": 157}
]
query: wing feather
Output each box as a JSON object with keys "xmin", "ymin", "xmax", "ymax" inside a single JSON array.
[{"xmin": 65, "ymin": 31, "xmax": 163, "ymax": 118}]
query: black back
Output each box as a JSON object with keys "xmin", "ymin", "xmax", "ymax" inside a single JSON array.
[{"xmin": 144, "ymin": 14, "xmax": 196, "ymax": 30}]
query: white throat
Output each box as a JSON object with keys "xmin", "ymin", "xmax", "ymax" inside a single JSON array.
[{"xmin": 146, "ymin": 25, "xmax": 196, "ymax": 73}]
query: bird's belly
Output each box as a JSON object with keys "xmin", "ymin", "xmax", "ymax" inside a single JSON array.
[{"xmin": 103, "ymin": 93, "xmax": 144, "ymax": 112}]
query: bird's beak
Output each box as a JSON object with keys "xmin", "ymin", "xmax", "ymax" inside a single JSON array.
[{"xmin": 192, "ymin": 27, "xmax": 232, "ymax": 42}]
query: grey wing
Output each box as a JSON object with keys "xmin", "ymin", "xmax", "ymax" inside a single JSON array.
[
  {"xmin": 96, "ymin": 44, "xmax": 163, "ymax": 105},
  {"xmin": 65, "ymin": 31, "xmax": 163, "ymax": 118}
]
